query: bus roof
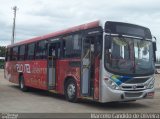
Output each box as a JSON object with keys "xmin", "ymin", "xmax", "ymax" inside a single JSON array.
[{"xmin": 8, "ymin": 20, "xmax": 100, "ymax": 48}]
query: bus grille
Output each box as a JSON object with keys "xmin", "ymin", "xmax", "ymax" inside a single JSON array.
[
  {"xmin": 121, "ymin": 85, "xmax": 145, "ymax": 91},
  {"xmin": 125, "ymin": 92, "xmax": 143, "ymax": 98},
  {"xmin": 125, "ymin": 77, "xmax": 149, "ymax": 84}
]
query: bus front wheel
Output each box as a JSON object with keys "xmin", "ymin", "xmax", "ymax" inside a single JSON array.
[
  {"xmin": 19, "ymin": 76, "xmax": 28, "ymax": 92},
  {"xmin": 65, "ymin": 79, "xmax": 77, "ymax": 102}
]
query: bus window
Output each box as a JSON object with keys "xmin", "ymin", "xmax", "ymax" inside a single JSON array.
[
  {"xmin": 12, "ymin": 46, "xmax": 19, "ymax": 61},
  {"xmin": 6, "ymin": 48, "xmax": 11, "ymax": 61},
  {"xmin": 95, "ymin": 35, "xmax": 102, "ymax": 57},
  {"xmin": 61, "ymin": 40, "xmax": 66, "ymax": 58},
  {"xmin": 36, "ymin": 40, "xmax": 47, "ymax": 59},
  {"xmin": 27, "ymin": 43, "xmax": 35, "ymax": 60},
  {"xmin": 19, "ymin": 45, "xmax": 26, "ymax": 61},
  {"xmin": 63, "ymin": 34, "xmax": 81, "ymax": 58},
  {"xmin": 48, "ymin": 42, "xmax": 60, "ymax": 58}
]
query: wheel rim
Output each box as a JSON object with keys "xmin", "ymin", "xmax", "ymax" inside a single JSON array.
[
  {"xmin": 67, "ymin": 83, "xmax": 75, "ymax": 99},
  {"xmin": 20, "ymin": 80, "xmax": 24, "ymax": 89}
]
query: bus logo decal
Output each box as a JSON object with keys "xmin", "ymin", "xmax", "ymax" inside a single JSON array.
[{"xmin": 16, "ymin": 64, "xmax": 31, "ymax": 73}]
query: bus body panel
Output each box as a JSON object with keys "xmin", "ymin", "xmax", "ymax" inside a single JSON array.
[
  {"xmin": 5, "ymin": 60, "xmax": 48, "ymax": 90},
  {"xmin": 93, "ymin": 55, "xmax": 100, "ymax": 100},
  {"xmin": 5, "ymin": 61, "xmax": 19, "ymax": 84},
  {"xmin": 23, "ymin": 60, "xmax": 48, "ymax": 90},
  {"xmin": 56, "ymin": 59, "xmax": 81, "ymax": 96}
]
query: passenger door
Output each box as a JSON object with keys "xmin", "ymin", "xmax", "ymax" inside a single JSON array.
[
  {"xmin": 81, "ymin": 28, "xmax": 102, "ymax": 98},
  {"xmin": 81, "ymin": 36, "xmax": 93, "ymax": 96},
  {"xmin": 47, "ymin": 41, "xmax": 60, "ymax": 90}
]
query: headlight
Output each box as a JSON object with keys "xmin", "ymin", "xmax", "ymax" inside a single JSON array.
[
  {"xmin": 107, "ymin": 79, "xmax": 120, "ymax": 90},
  {"xmin": 147, "ymin": 79, "xmax": 155, "ymax": 89}
]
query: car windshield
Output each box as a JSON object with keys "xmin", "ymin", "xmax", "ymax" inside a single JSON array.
[{"xmin": 105, "ymin": 36, "xmax": 155, "ymax": 76}]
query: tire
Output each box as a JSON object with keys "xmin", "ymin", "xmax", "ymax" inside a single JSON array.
[
  {"xmin": 19, "ymin": 76, "xmax": 28, "ymax": 92},
  {"xmin": 64, "ymin": 79, "xmax": 77, "ymax": 102}
]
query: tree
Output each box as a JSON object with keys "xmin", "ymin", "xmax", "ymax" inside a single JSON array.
[{"xmin": 0, "ymin": 46, "xmax": 6, "ymax": 57}]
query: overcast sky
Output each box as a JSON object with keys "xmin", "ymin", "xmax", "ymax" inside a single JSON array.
[{"xmin": 0, "ymin": 0, "xmax": 160, "ymax": 56}]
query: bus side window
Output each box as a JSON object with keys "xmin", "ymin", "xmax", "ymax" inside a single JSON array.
[
  {"xmin": 56, "ymin": 43, "xmax": 61, "ymax": 58},
  {"xmin": 62, "ymin": 33, "xmax": 81, "ymax": 58},
  {"xmin": 12, "ymin": 46, "xmax": 19, "ymax": 61},
  {"xmin": 73, "ymin": 34, "xmax": 81, "ymax": 57},
  {"xmin": 49, "ymin": 45, "xmax": 56, "ymax": 58},
  {"xmin": 36, "ymin": 40, "xmax": 47, "ymax": 59},
  {"xmin": 27, "ymin": 43, "xmax": 35, "ymax": 60},
  {"xmin": 19, "ymin": 45, "xmax": 25, "ymax": 61},
  {"xmin": 95, "ymin": 35, "xmax": 102, "ymax": 58},
  {"xmin": 61, "ymin": 40, "xmax": 66, "ymax": 58},
  {"xmin": 63, "ymin": 35, "xmax": 72, "ymax": 58},
  {"xmin": 6, "ymin": 48, "xmax": 10, "ymax": 61}
]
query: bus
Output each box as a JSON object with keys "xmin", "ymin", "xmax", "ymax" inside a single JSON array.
[
  {"xmin": 0, "ymin": 57, "xmax": 5, "ymax": 68},
  {"xmin": 5, "ymin": 21, "xmax": 157, "ymax": 103}
]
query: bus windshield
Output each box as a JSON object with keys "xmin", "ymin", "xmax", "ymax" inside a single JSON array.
[{"xmin": 105, "ymin": 36, "xmax": 155, "ymax": 76}]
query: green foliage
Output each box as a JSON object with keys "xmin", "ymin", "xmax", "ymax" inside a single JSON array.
[{"xmin": 0, "ymin": 46, "xmax": 6, "ymax": 57}]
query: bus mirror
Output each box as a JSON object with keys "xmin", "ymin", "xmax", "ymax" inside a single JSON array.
[
  {"xmin": 153, "ymin": 42, "xmax": 157, "ymax": 62},
  {"xmin": 105, "ymin": 36, "xmax": 111, "ymax": 49},
  {"xmin": 153, "ymin": 42, "xmax": 157, "ymax": 51}
]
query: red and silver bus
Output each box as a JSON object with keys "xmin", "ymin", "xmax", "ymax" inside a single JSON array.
[{"xmin": 5, "ymin": 21, "xmax": 157, "ymax": 102}]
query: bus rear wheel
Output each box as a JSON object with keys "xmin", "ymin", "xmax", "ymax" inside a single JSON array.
[
  {"xmin": 65, "ymin": 79, "xmax": 77, "ymax": 102},
  {"xmin": 19, "ymin": 76, "xmax": 28, "ymax": 92}
]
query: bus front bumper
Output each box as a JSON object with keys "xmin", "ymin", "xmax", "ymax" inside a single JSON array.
[{"xmin": 100, "ymin": 84, "xmax": 155, "ymax": 103}]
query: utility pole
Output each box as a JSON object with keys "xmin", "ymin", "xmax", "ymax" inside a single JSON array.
[{"xmin": 11, "ymin": 6, "xmax": 18, "ymax": 44}]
